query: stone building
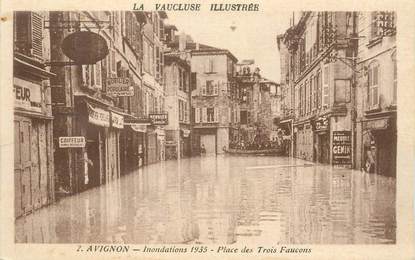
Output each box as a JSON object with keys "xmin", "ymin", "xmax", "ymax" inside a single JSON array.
[
  {"xmin": 279, "ymin": 12, "xmax": 358, "ymax": 165},
  {"xmin": 13, "ymin": 11, "xmax": 56, "ymax": 217},
  {"xmin": 168, "ymin": 41, "xmax": 238, "ymax": 154},
  {"xmin": 49, "ymin": 11, "xmax": 145, "ymax": 194},
  {"xmin": 234, "ymin": 61, "xmax": 281, "ymax": 147},
  {"xmin": 355, "ymin": 12, "xmax": 396, "ymax": 176},
  {"xmin": 163, "ymin": 52, "xmax": 192, "ymax": 159},
  {"xmin": 141, "ymin": 11, "xmax": 168, "ymax": 164}
]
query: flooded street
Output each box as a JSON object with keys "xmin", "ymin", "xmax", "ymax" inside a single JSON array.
[{"xmin": 15, "ymin": 155, "xmax": 396, "ymax": 244}]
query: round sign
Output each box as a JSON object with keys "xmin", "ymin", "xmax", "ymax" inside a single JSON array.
[{"xmin": 61, "ymin": 31, "xmax": 109, "ymax": 64}]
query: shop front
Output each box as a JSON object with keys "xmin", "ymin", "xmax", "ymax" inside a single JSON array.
[
  {"xmin": 361, "ymin": 115, "xmax": 397, "ymax": 177},
  {"xmin": 14, "ymin": 77, "xmax": 54, "ymax": 218},
  {"xmin": 313, "ymin": 116, "xmax": 330, "ymax": 164}
]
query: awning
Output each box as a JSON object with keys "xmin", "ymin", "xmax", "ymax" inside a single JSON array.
[
  {"xmin": 87, "ymin": 103, "xmax": 110, "ymax": 127},
  {"xmin": 128, "ymin": 123, "xmax": 147, "ymax": 133}
]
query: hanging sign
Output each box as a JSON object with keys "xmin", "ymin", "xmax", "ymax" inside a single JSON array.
[
  {"xmin": 61, "ymin": 31, "xmax": 109, "ymax": 64},
  {"xmin": 106, "ymin": 77, "xmax": 134, "ymax": 97},
  {"xmin": 149, "ymin": 113, "xmax": 168, "ymax": 125},
  {"xmin": 14, "ymin": 78, "xmax": 42, "ymax": 113},
  {"xmin": 111, "ymin": 111, "xmax": 124, "ymax": 129},
  {"xmin": 332, "ymin": 131, "xmax": 352, "ymax": 167},
  {"xmin": 59, "ymin": 136, "xmax": 85, "ymax": 148},
  {"xmin": 87, "ymin": 104, "xmax": 110, "ymax": 127},
  {"xmin": 314, "ymin": 116, "xmax": 329, "ymax": 131}
]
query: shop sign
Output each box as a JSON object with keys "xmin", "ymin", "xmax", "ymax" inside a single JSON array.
[
  {"xmin": 332, "ymin": 131, "xmax": 352, "ymax": 167},
  {"xmin": 111, "ymin": 112, "xmax": 124, "ymax": 129},
  {"xmin": 59, "ymin": 136, "xmax": 85, "ymax": 148},
  {"xmin": 106, "ymin": 77, "xmax": 134, "ymax": 97},
  {"xmin": 87, "ymin": 104, "xmax": 110, "ymax": 127},
  {"xmin": 314, "ymin": 116, "xmax": 329, "ymax": 131},
  {"xmin": 365, "ymin": 118, "xmax": 389, "ymax": 130},
  {"xmin": 149, "ymin": 113, "xmax": 168, "ymax": 125},
  {"xmin": 14, "ymin": 78, "xmax": 42, "ymax": 113},
  {"xmin": 128, "ymin": 124, "xmax": 147, "ymax": 132}
]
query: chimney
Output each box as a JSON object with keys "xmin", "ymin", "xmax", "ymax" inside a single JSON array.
[{"xmin": 179, "ymin": 32, "xmax": 186, "ymax": 51}]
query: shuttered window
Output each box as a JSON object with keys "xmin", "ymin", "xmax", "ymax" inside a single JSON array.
[{"xmin": 368, "ymin": 61, "xmax": 380, "ymax": 109}]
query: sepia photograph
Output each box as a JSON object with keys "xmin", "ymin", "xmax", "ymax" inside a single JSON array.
[{"xmin": 1, "ymin": 1, "xmax": 414, "ymax": 259}]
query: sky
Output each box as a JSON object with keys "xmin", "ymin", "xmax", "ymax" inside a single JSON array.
[{"xmin": 165, "ymin": 10, "xmax": 293, "ymax": 83}]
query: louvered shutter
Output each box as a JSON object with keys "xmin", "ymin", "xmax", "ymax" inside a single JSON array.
[
  {"xmin": 202, "ymin": 108, "xmax": 207, "ymax": 122},
  {"xmin": 322, "ymin": 64, "xmax": 330, "ymax": 107},
  {"xmin": 95, "ymin": 62, "xmax": 102, "ymax": 89},
  {"xmin": 195, "ymin": 108, "xmax": 200, "ymax": 123},
  {"xmin": 214, "ymin": 108, "xmax": 219, "ymax": 122},
  {"xmin": 214, "ymin": 82, "xmax": 219, "ymax": 96},
  {"xmin": 30, "ymin": 12, "xmax": 43, "ymax": 59},
  {"xmin": 201, "ymin": 84, "xmax": 206, "ymax": 96},
  {"xmin": 82, "ymin": 65, "xmax": 89, "ymax": 87}
]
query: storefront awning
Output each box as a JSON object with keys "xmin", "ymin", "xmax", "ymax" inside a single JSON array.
[
  {"xmin": 87, "ymin": 103, "xmax": 110, "ymax": 127},
  {"xmin": 126, "ymin": 123, "xmax": 147, "ymax": 132}
]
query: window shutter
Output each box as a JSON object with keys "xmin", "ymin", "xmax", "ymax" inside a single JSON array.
[
  {"xmin": 202, "ymin": 108, "xmax": 207, "ymax": 122},
  {"xmin": 202, "ymin": 84, "xmax": 206, "ymax": 96},
  {"xmin": 30, "ymin": 12, "xmax": 43, "ymax": 59},
  {"xmin": 322, "ymin": 64, "xmax": 330, "ymax": 107},
  {"xmin": 204, "ymin": 59, "xmax": 209, "ymax": 73},
  {"xmin": 95, "ymin": 63, "xmax": 102, "ymax": 89},
  {"xmin": 214, "ymin": 83, "xmax": 219, "ymax": 96},
  {"xmin": 214, "ymin": 108, "xmax": 219, "ymax": 122},
  {"xmin": 209, "ymin": 58, "xmax": 214, "ymax": 73},
  {"xmin": 82, "ymin": 65, "xmax": 89, "ymax": 87},
  {"xmin": 111, "ymin": 49, "xmax": 116, "ymax": 74},
  {"xmin": 228, "ymin": 107, "xmax": 231, "ymax": 123}
]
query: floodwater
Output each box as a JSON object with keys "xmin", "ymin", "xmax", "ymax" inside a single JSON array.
[{"xmin": 15, "ymin": 155, "xmax": 396, "ymax": 244}]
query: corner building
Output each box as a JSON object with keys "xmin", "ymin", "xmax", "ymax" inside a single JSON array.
[{"xmin": 279, "ymin": 12, "xmax": 358, "ymax": 165}]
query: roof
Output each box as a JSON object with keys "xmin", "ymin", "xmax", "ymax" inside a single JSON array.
[
  {"xmin": 164, "ymin": 24, "xmax": 178, "ymax": 31},
  {"xmin": 167, "ymin": 41, "xmax": 238, "ymax": 62}
]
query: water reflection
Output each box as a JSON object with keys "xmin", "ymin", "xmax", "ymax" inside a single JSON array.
[{"xmin": 15, "ymin": 155, "xmax": 396, "ymax": 244}]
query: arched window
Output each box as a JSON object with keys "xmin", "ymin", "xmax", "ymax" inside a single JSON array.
[
  {"xmin": 391, "ymin": 50, "xmax": 397, "ymax": 104},
  {"xmin": 367, "ymin": 61, "xmax": 380, "ymax": 109}
]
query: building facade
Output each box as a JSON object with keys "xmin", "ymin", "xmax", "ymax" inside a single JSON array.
[
  {"xmin": 164, "ymin": 52, "xmax": 192, "ymax": 159},
  {"xmin": 355, "ymin": 12, "xmax": 396, "ymax": 176},
  {"xmin": 187, "ymin": 43, "xmax": 238, "ymax": 154},
  {"xmin": 13, "ymin": 11, "xmax": 56, "ymax": 218},
  {"xmin": 234, "ymin": 61, "xmax": 282, "ymax": 148},
  {"xmin": 49, "ymin": 11, "xmax": 145, "ymax": 194},
  {"xmin": 279, "ymin": 12, "xmax": 358, "ymax": 165}
]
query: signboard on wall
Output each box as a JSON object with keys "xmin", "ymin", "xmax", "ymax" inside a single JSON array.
[
  {"xmin": 14, "ymin": 78, "xmax": 42, "ymax": 113},
  {"xmin": 314, "ymin": 116, "xmax": 329, "ymax": 131},
  {"xmin": 87, "ymin": 104, "xmax": 110, "ymax": 127},
  {"xmin": 59, "ymin": 136, "xmax": 86, "ymax": 148},
  {"xmin": 149, "ymin": 113, "xmax": 168, "ymax": 125},
  {"xmin": 106, "ymin": 77, "xmax": 134, "ymax": 96},
  {"xmin": 332, "ymin": 131, "xmax": 352, "ymax": 167},
  {"xmin": 111, "ymin": 111, "xmax": 124, "ymax": 129}
]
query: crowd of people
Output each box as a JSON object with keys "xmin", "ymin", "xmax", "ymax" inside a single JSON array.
[{"xmin": 229, "ymin": 137, "xmax": 283, "ymax": 150}]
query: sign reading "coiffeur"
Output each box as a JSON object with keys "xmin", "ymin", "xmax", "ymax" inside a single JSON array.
[{"xmin": 59, "ymin": 136, "xmax": 86, "ymax": 148}]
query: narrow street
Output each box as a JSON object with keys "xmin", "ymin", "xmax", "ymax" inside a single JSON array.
[{"xmin": 15, "ymin": 155, "xmax": 395, "ymax": 244}]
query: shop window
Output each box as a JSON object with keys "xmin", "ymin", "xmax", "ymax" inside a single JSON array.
[
  {"xmin": 240, "ymin": 111, "xmax": 248, "ymax": 124},
  {"xmin": 367, "ymin": 61, "xmax": 380, "ymax": 110}
]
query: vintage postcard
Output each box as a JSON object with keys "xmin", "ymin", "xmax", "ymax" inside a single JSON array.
[{"xmin": 0, "ymin": 0, "xmax": 414, "ymax": 259}]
